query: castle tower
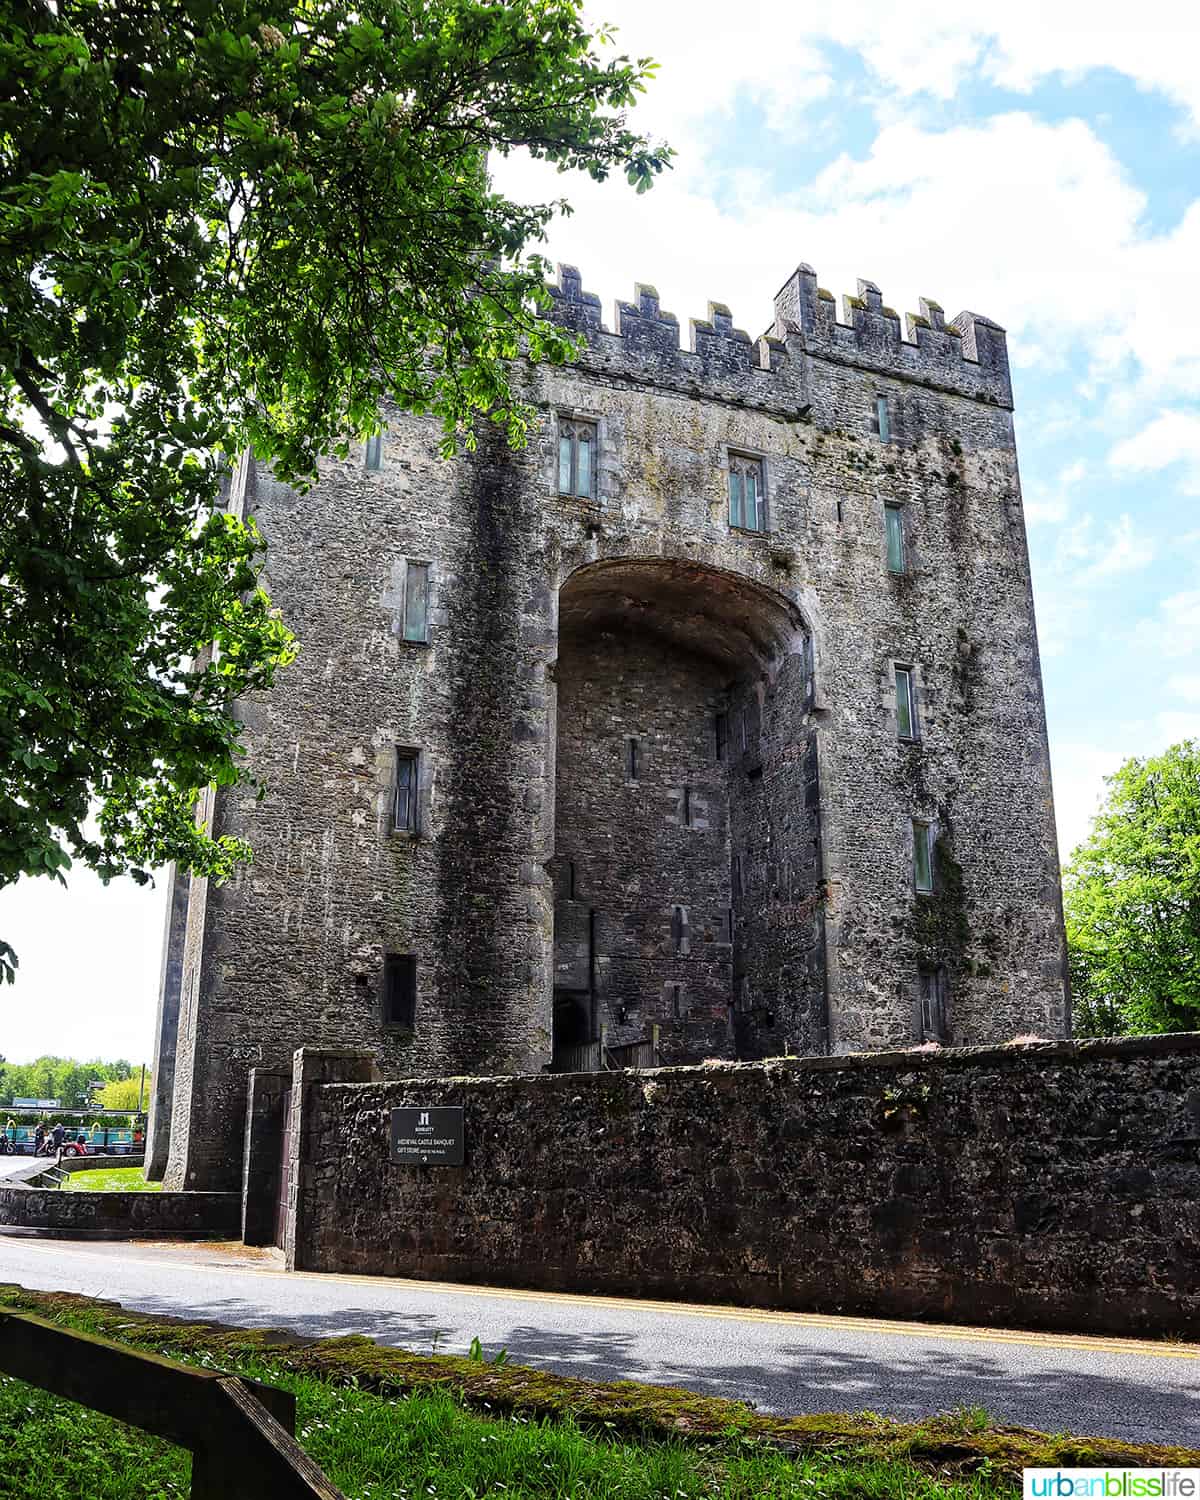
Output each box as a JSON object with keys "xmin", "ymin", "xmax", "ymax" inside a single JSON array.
[{"xmin": 149, "ymin": 260, "xmax": 1068, "ymax": 1192}]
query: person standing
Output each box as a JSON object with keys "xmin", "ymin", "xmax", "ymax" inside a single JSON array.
[
  {"xmin": 33, "ymin": 1123, "xmax": 45, "ymax": 1156},
  {"xmin": 50, "ymin": 1121, "xmax": 65, "ymax": 1153}
]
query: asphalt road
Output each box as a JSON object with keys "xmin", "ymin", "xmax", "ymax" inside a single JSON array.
[{"xmin": 0, "ymin": 1232, "xmax": 1196, "ymax": 1448}]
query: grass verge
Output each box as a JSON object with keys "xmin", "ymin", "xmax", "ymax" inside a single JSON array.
[
  {"xmin": 63, "ymin": 1167, "xmax": 161, "ymax": 1192},
  {"xmin": 1, "ymin": 1284, "xmax": 1197, "ymax": 1497}
]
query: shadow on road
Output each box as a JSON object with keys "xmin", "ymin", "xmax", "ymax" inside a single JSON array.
[{"xmin": 120, "ymin": 1291, "xmax": 1200, "ymax": 1449}]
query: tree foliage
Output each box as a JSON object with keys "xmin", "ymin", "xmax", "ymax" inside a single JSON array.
[
  {"xmin": 1064, "ymin": 740, "xmax": 1200, "ymax": 1034},
  {"xmin": 0, "ymin": 1053, "xmax": 138, "ymax": 1107},
  {"xmin": 95, "ymin": 1072, "xmax": 149, "ymax": 1110},
  {"xmin": 0, "ymin": 0, "xmax": 668, "ymax": 980}
]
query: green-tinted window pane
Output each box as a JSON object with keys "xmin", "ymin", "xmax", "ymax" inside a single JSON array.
[
  {"xmin": 729, "ymin": 469, "xmax": 743, "ymax": 528},
  {"xmin": 395, "ymin": 752, "xmax": 417, "ymax": 832},
  {"xmin": 365, "ymin": 432, "xmax": 383, "ymax": 471},
  {"xmin": 886, "ymin": 506, "xmax": 905, "ymax": 572},
  {"xmin": 877, "ymin": 397, "xmax": 890, "ymax": 443},
  {"xmin": 403, "ymin": 563, "xmax": 429, "ymax": 643},
  {"xmin": 558, "ymin": 433, "xmax": 573, "ymax": 492},
  {"xmin": 745, "ymin": 469, "xmax": 759, "ymax": 530},
  {"xmin": 576, "ymin": 430, "xmax": 592, "ymax": 496},
  {"xmin": 895, "ymin": 667, "xmax": 914, "ymax": 739},
  {"xmin": 913, "ymin": 822, "xmax": 933, "ymax": 892}
]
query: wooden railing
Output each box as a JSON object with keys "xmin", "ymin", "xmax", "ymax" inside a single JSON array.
[
  {"xmin": 549, "ymin": 1041, "xmax": 602, "ymax": 1074},
  {"xmin": 604, "ymin": 1030, "xmax": 660, "ymax": 1070},
  {"xmin": 0, "ymin": 1310, "xmax": 344, "ymax": 1498},
  {"xmin": 550, "ymin": 1026, "xmax": 660, "ymax": 1074}
]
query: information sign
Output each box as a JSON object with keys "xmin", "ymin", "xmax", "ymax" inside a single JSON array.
[
  {"xmin": 390, "ymin": 1107, "xmax": 464, "ymax": 1167},
  {"xmin": 13, "ymin": 1097, "xmax": 60, "ymax": 1109}
]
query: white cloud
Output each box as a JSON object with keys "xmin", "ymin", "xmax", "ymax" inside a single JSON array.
[
  {"xmin": 586, "ymin": 1, "xmax": 1200, "ymax": 136},
  {"xmin": 1132, "ymin": 589, "xmax": 1200, "ymax": 659},
  {"xmin": 1049, "ymin": 741, "xmax": 1124, "ymax": 860},
  {"xmin": 1154, "ymin": 710, "xmax": 1200, "ymax": 745},
  {"xmin": 1110, "ymin": 410, "xmax": 1200, "ymax": 493},
  {"xmin": 1024, "ymin": 488, "xmax": 1070, "ymax": 527},
  {"xmin": 1051, "ymin": 708, "xmax": 1200, "ymax": 860},
  {"xmin": 0, "ymin": 867, "xmax": 164, "ymax": 1064},
  {"xmin": 1077, "ymin": 513, "xmax": 1155, "ymax": 583}
]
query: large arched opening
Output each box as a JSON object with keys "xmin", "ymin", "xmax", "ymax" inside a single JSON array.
[{"xmin": 550, "ymin": 558, "xmax": 828, "ymax": 1068}]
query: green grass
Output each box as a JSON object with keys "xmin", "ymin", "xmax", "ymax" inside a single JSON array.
[
  {"xmin": 2, "ymin": 1286, "xmax": 1198, "ymax": 1500},
  {"xmin": 0, "ymin": 1376, "xmax": 188, "ymax": 1498},
  {"xmin": 63, "ymin": 1167, "xmax": 161, "ymax": 1192},
  {"xmin": 0, "ymin": 1365, "xmax": 1006, "ymax": 1500}
]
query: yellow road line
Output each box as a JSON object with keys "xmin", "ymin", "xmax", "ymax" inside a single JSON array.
[{"xmin": 4, "ymin": 1236, "xmax": 1197, "ymax": 1361}]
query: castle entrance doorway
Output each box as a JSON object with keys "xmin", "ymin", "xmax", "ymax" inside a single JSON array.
[{"xmin": 550, "ymin": 557, "xmax": 826, "ymax": 1068}]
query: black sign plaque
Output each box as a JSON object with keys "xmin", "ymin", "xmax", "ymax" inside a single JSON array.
[{"xmin": 390, "ymin": 1106, "xmax": 464, "ymax": 1167}]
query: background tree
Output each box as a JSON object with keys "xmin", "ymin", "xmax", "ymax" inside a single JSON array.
[
  {"xmin": 95, "ymin": 1072, "xmax": 149, "ymax": 1111},
  {"xmin": 1064, "ymin": 740, "xmax": 1200, "ymax": 1034},
  {"xmin": 0, "ymin": 0, "xmax": 669, "ymax": 980},
  {"xmin": 0, "ymin": 1054, "xmax": 139, "ymax": 1105}
]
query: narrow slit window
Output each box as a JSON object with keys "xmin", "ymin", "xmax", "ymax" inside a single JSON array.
[
  {"xmin": 913, "ymin": 820, "xmax": 934, "ymax": 893},
  {"xmin": 626, "ymin": 736, "xmax": 639, "ymax": 781},
  {"xmin": 731, "ymin": 853, "xmax": 742, "ymax": 898},
  {"xmin": 682, "ymin": 785, "xmax": 693, "ymax": 827},
  {"xmin": 895, "ymin": 665, "xmax": 917, "ymax": 740},
  {"xmin": 714, "ymin": 712, "xmax": 728, "ymax": 762},
  {"xmin": 885, "ymin": 504, "xmax": 906, "ymax": 574},
  {"xmin": 403, "ymin": 563, "xmax": 430, "ymax": 643},
  {"xmin": 920, "ymin": 968, "xmax": 948, "ymax": 1041},
  {"xmin": 738, "ymin": 707, "xmax": 748, "ymax": 754},
  {"xmin": 667, "ymin": 981, "xmax": 685, "ymax": 1019},
  {"xmin": 876, "ymin": 396, "xmax": 891, "ymax": 444},
  {"xmin": 394, "ymin": 749, "xmax": 420, "ymax": 834},
  {"xmin": 670, "ymin": 905, "xmax": 689, "ymax": 954},
  {"xmin": 557, "ymin": 417, "xmax": 597, "ymax": 498},
  {"xmin": 567, "ymin": 861, "xmax": 576, "ymax": 900},
  {"xmin": 383, "ymin": 954, "xmax": 417, "ymax": 1029},
  {"xmin": 365, "ymin": 430, "xmax": 384, "ymax": 471},
  {"xmin": 728, "ymin": 453, "xmax": 766, "ymax": 533}
]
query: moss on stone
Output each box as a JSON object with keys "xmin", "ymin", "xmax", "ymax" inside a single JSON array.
[
  {"xmin": 912, "ymin": 838, "xmax": 971, "ymax": 963},
  {"xmin": 2, "ymin": 1285, "xmax": 1197, "ymax": 1480}
]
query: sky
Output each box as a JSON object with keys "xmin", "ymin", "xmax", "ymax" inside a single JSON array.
[{"xmin": 2, "ymin": 1, "xmax": 1199, "ymax": 1065}]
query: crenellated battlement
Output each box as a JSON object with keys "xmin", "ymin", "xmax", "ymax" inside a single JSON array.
[{"xmin": 544, "ymin": 261, "xmax": 1012, "ymax": 410}]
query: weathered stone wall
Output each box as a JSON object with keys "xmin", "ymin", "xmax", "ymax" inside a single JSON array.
[
  {"xmin": 295, "ymin": 1036, "xmax": 1200, "ymax": 1338},
  {"xmin": 554, "ymin": 630, "xmax": 733, "ymax": 1062},
  {"xmin": 160, "ymin": 257, "xmax": 1067, "ymax": 1191},
  {"xmin": 0, "ymin": 1171, "xmax": 239, "ymax": 1239}
]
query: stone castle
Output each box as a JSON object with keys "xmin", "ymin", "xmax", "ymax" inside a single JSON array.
[{"xmin": 149, "ymin": 258, "xmax": 1069, "ymax": 1191}]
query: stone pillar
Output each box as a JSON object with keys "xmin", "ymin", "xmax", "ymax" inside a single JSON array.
[
  {"xmin": 145, "ymin": 863, "xmax": 189, "ymax": 1180},
  {"xmin": 284, "ymin": 1048, "xmax": 378, "ymax": 1272},
  {"xmin": 240, "ymin": 1068, "xmax": 291, "ymax": 1246}
]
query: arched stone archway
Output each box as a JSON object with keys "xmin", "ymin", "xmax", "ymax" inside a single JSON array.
[{"xmin": 549, "ymin": 557, "xmax": 829, "ymax": 1068}]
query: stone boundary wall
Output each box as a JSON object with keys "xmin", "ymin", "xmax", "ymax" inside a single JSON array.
[
  {"xmin": 294, "ymin": 1035, "xmax": 1200, "ymax": 1337},
  {"xmin": 3, "ymin": 1154, "xmax": 146, "ymax": 1189},
  {"xmin": 0, "ymin": 1156, "xmax": 238, "ymax": 1239}
]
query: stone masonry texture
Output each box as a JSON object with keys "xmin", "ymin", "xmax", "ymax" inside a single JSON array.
[
  {"xmin": 294, "ymin": 1036, "xmax": 1200, "ymax": 1338},
  {"xmin": 159, "ymin": 259, "xmax": 1068, "ymax": 1191}
]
